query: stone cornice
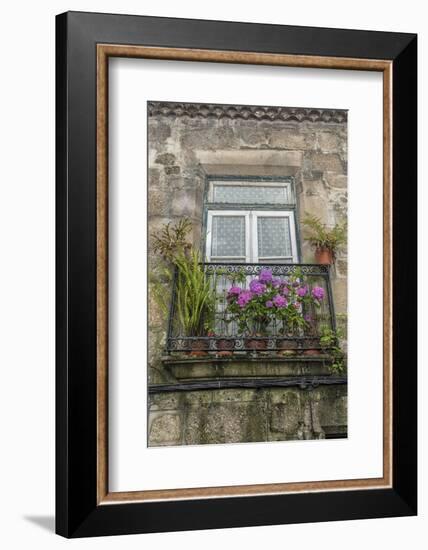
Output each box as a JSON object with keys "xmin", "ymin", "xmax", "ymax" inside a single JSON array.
[{"xmin": 148, "ymin": 101, "xmax": 347, "ymax": 123}]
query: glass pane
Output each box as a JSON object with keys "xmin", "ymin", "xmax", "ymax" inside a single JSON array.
[
  {"xmin": 257, "ymin": 217, "xmax": 292, "ymax": 257},
  {"xmin": 213, "ymin": 184, "xmax": 289, "ymax": 204},
  {"xmin": 211, "ymin": 216, "xmax": 246, "ymax": 257}
]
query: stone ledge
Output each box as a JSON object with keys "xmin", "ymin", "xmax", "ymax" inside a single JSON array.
[{"xmin": 163, "ymin": 355, "xmax": 334, "ymax": 379}]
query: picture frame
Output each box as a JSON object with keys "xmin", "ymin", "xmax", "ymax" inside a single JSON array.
[{"xmin": 56, "ymin": 10, "xmax": 417, "ymax": 538}]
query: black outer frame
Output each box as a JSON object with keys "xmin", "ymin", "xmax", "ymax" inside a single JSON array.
[{"xmin": 56, "ymin": 11, "xmax": 417, "ymax": 538}]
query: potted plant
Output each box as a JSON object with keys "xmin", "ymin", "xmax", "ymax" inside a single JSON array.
[
  {"xmin": 273, "ymin": 275, "xmax": 325, "ymax": 355},
  {"xmin": 213, "ymin": 331, "xmax": 235, "ymax": 357},
  {"xmin": 302, "ymin": 214, "xmax": 347, "ymax": 264},
  {"xmin": 225, "ymin": 268, "xmax": 325, "ymax": 353},
  {"xmin": 174, "ymin": 249, "xmax": 214, "ymax": 356},
  {"xmin": 150, "ymin": 219, "xmax": 215, "ymax": 356},
  {"xmin": 225, "ymin": 269, "xmax": 277, "ymax": 351}
]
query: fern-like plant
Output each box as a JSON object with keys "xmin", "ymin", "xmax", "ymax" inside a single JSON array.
[
  {"xmin": 174, "ymin": 249, "xmax": 214, "ymax": 337},
  {"xmin": 151, "ymin": 217, "xmax": 192, "ymax": 261},
  {"xmin": 302, "ymin": 214, "xmax": 347, "ymax": 260}
]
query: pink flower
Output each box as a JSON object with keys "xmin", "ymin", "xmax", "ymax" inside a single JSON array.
[
  {"xmin": 273, "ymin": 294, "xmax": 287, "ymax": 308},
  {"xmin": 237, "ymin": 290, "xmax": 253, "ymax": 308},
  {"xmin": 312, "ymin": 286, "xmax": 325, "ymax": 300},
  {"xmin": 228, "ymin": 286, "xmax": 241, "ymax": 296},
  {"xmin": 265, "ymin": 300, "xmax": 274, "ymax": 308},
  {"xmin": 297, "ymin": 285, "xmax": 308, "ymax": 297},
  {"xmin": 258, "ymin": 268, "xmax": 273, "ymax": 283},
  {"xmin": 249, "ymin": 279, "xmax": 265, "ymax": 295}
]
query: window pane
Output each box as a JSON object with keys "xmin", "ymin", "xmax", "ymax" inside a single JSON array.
[
  {"xmin": 257, "ymin": 217, "xmax": 291, "ymax": 257},
  {"xmin": 211, "ymin": 216, "xmax": 246, "ymax": 257},
  {"xmin": 213, "ymin": 184, "xmax": 289, "ymax": 204}
]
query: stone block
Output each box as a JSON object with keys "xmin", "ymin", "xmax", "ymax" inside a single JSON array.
[
  {"xmin": 164, "ymin": 166, "xmax": 180, "ymax": 175},
  {"xmin": 313, "ymin": 386, "xmax": 348, "ymax": 428},
  {"xmin": 184, "ymin": 402, "xmax": 267, "ymax": 445},
  {"xmin": 155, "ymin": 152, "xmax": 176, "ymax": 165},
  {"xmin": 212, "ymin": 389, "xmax": 262, "ymax": 403},
  {"xmin": 171, "ymin": 189, "xmax": 197, "ymax": 217},
  {"xmin": 325, "ymin": 172, "xmax": 347, "ymax": 189},
  {"xmin": 180, "ymin": 126, "xmax": 237, "ymax": 150},
  {"xmin": 268, "ymin": 129, "xmax": 307, "ymax": 150},
  {"xmin": 317, "ymin": 131, "xmax": 342, "ymax": 152},
  {"xmin": 236, "ymin": 125, "xmax": 267, "ymax": 146},
  {"xmin": 148, "ymin": 168, "xmax": 161, "ymax": 189},
  {"xmin": 269, "ymin": 389, "xmax": 309, "ymax": 436},
  {"xmin": 310, "ymin": 153, "xmax": 344, "ymax": 173},
  {"xmin": 148, "ymin": 291, "xmax": 167, "ymax": 328},
  {"xmin": 148, "ymin": 188, "xmax": 171, "ymax": 217},
  {"xmin": 331, "ymin": 277, "xmax": 347, "ymax": 315},
  {"xmin": 149, "ymin": 392, "xmax": 182, "ymax": 411},
  {"xmin": 336, "ymin": 259, "xmax": 348, "ymax": 277},
  {"xmin": 184, "ymin": 391, "xmax": 214, "ymax": 406},
  {"xmin": 149, "ymin": 413, "xmax": 182, "ymax": 445},
  {"xmin": 148, "ymin": 121, "xmax": 171, "ymax": 143}
]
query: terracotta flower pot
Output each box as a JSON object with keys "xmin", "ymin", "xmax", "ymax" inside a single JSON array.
[
  {"xmin": 315, "ymin": 247, "xmax": 334, "ymax": 265},
  {"xmin": 303, "ymin": 338, "xmax": 321, "ymax": 356},
  {"xmin": 244, "ymin": 336, "xmax": 268, "ymax": 351},
  {"xmin": 216, "ymin": 338, "xmax": 234, "ymax": 357},
  {"xmin": 189, "ymin": 339, "xmax": 209, "ymax": 357},
  {"xmin": 277, "ymin": 338, "xmax": 297, "ymax": 356}
]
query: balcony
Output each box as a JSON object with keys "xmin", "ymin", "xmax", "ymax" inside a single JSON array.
[{"xmin": 165, "ymin": 262, "xmax": 336, "ymax": 356}]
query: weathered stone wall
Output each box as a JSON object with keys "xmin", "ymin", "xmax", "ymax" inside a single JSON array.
[
  {"xmin": 149, "ymin": 385, "xmax": 347, "ymax": 446},
  {"xmin": 147, "ymin": 102, "xmax": 348, "ymax": 445}
]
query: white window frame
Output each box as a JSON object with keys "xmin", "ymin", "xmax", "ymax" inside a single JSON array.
[
  {"xmin": 206, "ymin": 210, "xmax": 251, "ymax": 262},
  {"xmin": 206, "ymin": 210, "xmax": 298, "ymax": 263},
  {"xmin": 208, "ymin": 179, "xmax": 294, "ymax": 205},
  {"xmin": 252, "ymin": 210, "xmax": 298, "ymax": 263}
]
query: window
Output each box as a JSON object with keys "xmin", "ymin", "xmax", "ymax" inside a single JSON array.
[
  {"xmin": 206, "ymin": 210, "xmax": 298, "ymax": 263},
  {"xmin": 205, "ymin": 178, "xmax": 298, "ymax": 263},
  {"xmin": 208, "ymin": 179, "xmax": 293, "ymax": 205}
]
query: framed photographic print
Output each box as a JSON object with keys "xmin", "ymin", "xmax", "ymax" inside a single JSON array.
[{"xmin": 56, "ymin": 11, "xmax": 417, "ymax": 537}]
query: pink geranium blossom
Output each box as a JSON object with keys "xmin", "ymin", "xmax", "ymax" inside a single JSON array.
[
  {"xmin": 249, "ymin": 279, "xmax": 266, "ymax": 295},
  {"xmin": 237, "ymin": 290, "xmax": 253, "ymax": 308},
  {"xmin": 258, "ymin": 268, "xmax": 273, "ymax": 283},
  {"xmin": 312, "ymin": 286, "xmax": 325, "ymax": 300},
  {"xmin": 273, "ymin": 294, "xmax": 287, "ymax": 308},
  {"xmin": 228, "ymin": 286, "xmax": 241, "ymax": 296}
]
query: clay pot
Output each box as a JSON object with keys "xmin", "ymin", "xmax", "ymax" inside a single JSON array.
[
  {"xmin": 216, "ymin": 339, "xmax": 234, "ymax": 357},
  {"xmin": 277, "ymin": 338, "xmax": 297, "ymax": 356},
  {"xmin": 315, "ymin": 247, "xmax": 334, "ymax": 265},
  {"xmin": 244, "ymin": 336, "xmax": 268, "ymax": 351},
  {"xmin": 303, "ymin": 338, "xmax": 321, "ymax": 356},
  {"xmin": 189, "ymin": 339, "xmax": 209, "ymax": 357},
  {"xmin": 303, "ymin": 348, "xmax": 321, "ymax": 356}
]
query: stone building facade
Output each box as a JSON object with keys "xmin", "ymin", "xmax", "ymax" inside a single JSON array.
[{"xmin": 148, "ymin": 102, "xmax": 347, "ymax": 446}]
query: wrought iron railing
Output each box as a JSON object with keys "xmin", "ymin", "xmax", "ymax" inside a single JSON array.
[{"xmin": 166, "ymin": 263, "xmax": 336, "ymax": 354}]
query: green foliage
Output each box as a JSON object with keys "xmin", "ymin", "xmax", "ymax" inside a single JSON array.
[
  {"xmin": 225, "ymin": 269, "xmax": 322, "ymax": 337},
  {"xmin": 151, "ymin": 217, "xmax": 192, "ymax": 261},
  {"xmin": 149, "ymin": 218, "xmax": 215, "ymax": 337},
  {"xmin": 149, "ymin": 264, "xmax": 173, "ymax": 317},
  {"xmin": 174, "ymin": 249, "xmax": 214, "ymax": 337},
  {"xmin": 302, "ymin": 214, "xmax": 347, "ymax": 258},
  {"xmin": 215, "ymin": 266, "xmax": 247, "ymax": 285},
  {"xmin": 319, "ymin": 326, "xmax": 346, "ymax": 374}
]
